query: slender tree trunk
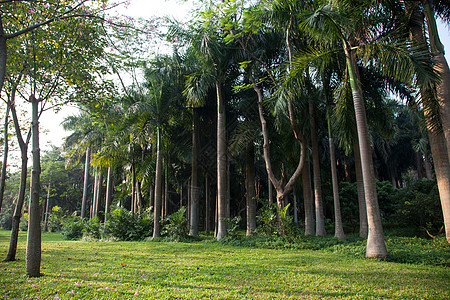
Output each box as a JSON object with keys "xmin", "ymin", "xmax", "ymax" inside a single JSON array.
[
  {"xmin": 416, "ymin": 152, "xmax": 424, "ymax": 179},
  {"xmin": 310, "ymin": 99, "xmax": 326, "ymax": 236},
  {"xmin": 328, "ymin": 121, "xmax": 345, "ymax": 240},
  {"xmin": 136, "ymin": 179, "xmax": 142, "ymax": 214},
  {"xmin": 91, "ymin": 171, "xmax": 98, "ymax": 219},
  {"xmin": 153, "ymin": 128, "xmax": 163, "ymax": 238},
  {"xmin": 216, "ymin": 82, "xmax": 228, "ymax": 240},
  {"xmin": 104, "ymin": 166, "xmax": 113, "ymax": 222},
  {"xmin": 245, "ymin": 144, "xmax": 256, "ymax": 236},
  {"xmin": 303, "ymin": 158, "xmax": 315, "ymax": 235},
  {"xmin": 94, "ymin": 172, "xmax": 103, "ymax": 219},
  {"xmin": 354, "ymin": 137, "xmax": 368, "ymax": 238},
  {"xmin": 344, "ymin": 45, "xmax": 387, "ymax": 257},
  {"xmin": 26, "ymin": 95, "xmax": 42, "ymax": 276},
  {"xmin": 131, "ymin": 164, "xmax": 136, "ymax": 213},
  {"xmin": 0, "ymin": 18, "xmax": 6, "ymax": 95},
  {"xmin": 0, "ymin": 104, "xmax": 10, "ymax": 213},
  {"xmin": 81, "ymin": 148, "xmax": 90, "ymax": 219},
  {"xmin": 164, "ymin": 159, "xmax": 168, "ymax": 216},
  {"xmin": 4, "ymin": 147, "xmax": 28, "ymax": 261},
  {"xmin": 268, "ymin": 176, "xmax": 273, "ymax": 205},
  {"xmin": 205, "ymin": 175, "xmax": 210, "ymax": 234},
  {"xmin": 43, "ymin": 183, "xmax": 50, "ymax": 232},
  {"xmin": 293, "ymin": 192, "xmax": 298, "ymax": 224},
  {"xmin": 190, "ymin": 108, "xmax": 200, "ymax": 236}
]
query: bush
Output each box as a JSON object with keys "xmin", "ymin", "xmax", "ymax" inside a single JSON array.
[
  {"xmin": 61, "ymin": 216, "xmax": 85, "ymax": 240},
  {"xmin": 83, "ymin": 217, "xmax": 102, "ymax": 240},
  {"xmin": 19, "ymin": 212, "xmax": 28, "ymax": 231},
  {"xmin": 162, "ymin": 206, "xmax": 188, "ymax": 241},
  {"xmin": 392, "ymin": 179, "xmax": 443, "ymax": 237},
  {"xmin": 47, "ymin": 206, "xmax": 66, "ymax": 232},
  {"xmin": 0, "ymin": 206, "xmax": 13, "ymax": 230},
  {"xmin": 256, "ymin": 200, "xmax": 278, "ymax": 236},
  {"xmin": 104, "ymin": 208, "xmax": 153, "ymax": 241}
]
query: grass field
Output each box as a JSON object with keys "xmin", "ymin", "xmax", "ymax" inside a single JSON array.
[{"xmin": 0, "ymin": 230, "xmax": 449, "ymax": 299}]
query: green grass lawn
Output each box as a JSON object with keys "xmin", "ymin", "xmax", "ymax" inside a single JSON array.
[{"xmin": 0, "ymin": 230, "xmax": 449, "ymax": 299}]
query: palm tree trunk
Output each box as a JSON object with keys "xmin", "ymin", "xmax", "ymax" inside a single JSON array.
[
  {"xmin": 423, "ymin": 0, "xmax": 450, "ymax": 161},
  {"xmin": 303, "ymin": 158, "xmax": 315, "ymax": 235},
  {"xmin": 104, "ymin": 166, "xmax": 113, "ymax": 222},
  {"xmin": 310, "ymin": 99, "xmax": 326, "ymax": 236},
  {"xmin": 205, "ymin": 175, "xmax": 210, "ymax": 234},
  {"xmin": 216, "ymin": 82, "xmax": 228, "ymax": 240},
  {"xmin": 354, "ymin": 137, "xmax": 368, "ymax": 238},
  {"xmin": 26, "ymin": 95, "xmax": 42, "ymax": 277},
  {"xmin": 43, "ymin": 183, "xmax": 50, "ymax": 232},
  {"xmin": 190, "ymin": 108, "xmax": 200, "ymax": 236},
  {"xmin": 94, "ymin": 172, "xmax": 103, "ymax": 219},
  {"xmin": 328, "ymin": 109, "xmax": 345, "ymax": 240},
  {"xmin": 136, "ymin": 179, "xmax": 142, "ymax": 214},
  {"xmin": 246, "ymin": 144, "xmax": 256, "ymax": 236},
  {"xmin": 409, "ymin": 4, "xmax": 450, "ymax": 242},
  {"xmin": 81, "ymin": 148, "xmax": 90, "ymax": 219},
  {"xmin": 0, "ymin": 103, "xmax": 10, "ymax": 213},
  {"xmin": 153, "ymin": 127, "xmax": 163, "ymax": 238},
  {"xmin": 164, "ymin": 160, "xmax": 169, "ymax": 217},
  {"xmin": 344, "ymin": 46, "xmax": 387, "ymax": 258}
]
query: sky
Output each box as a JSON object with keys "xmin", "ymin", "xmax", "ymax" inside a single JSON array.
[{"xmin": 39, "ymin": 1, "xmax": 450, "ymax": 152}]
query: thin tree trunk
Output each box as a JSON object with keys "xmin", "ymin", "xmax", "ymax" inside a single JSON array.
[
  {"xmin": 104, "ymin": 166, "xmax": 112, "ymax": 222},
  {"xmin": 136, "ymin": 179, "xmax": 142, "ymax": 214},
  {"xmin": 81, "ymin": 148, "xmax": 90, "ymax": 219},
  {"xmin": 153, "ymin": 128, "xmax": 163, "ymax": 238},
  {"xmin": 131, "ymin": 164, "xmax": 136, "ymax": 214},
  {"xmin": 91, "ymin": 171, "xmax": 98, "ymax": 219},
  {"xmin": 310, "ymin": 99, "xmax": 326, "ymax": 236},
  {"xmin": 216, "ymin": 82, "xmax": 228, "ymax": 240},
  {"xmin": 164, "ymin": 159, "xmax": 168, "ymax": 217},
  {"xmin": 0, "ymin": 104, "xmax": 10, "ymax": 213},
  {"xmin": 268, "ymin": 176, "xmax": 273, "ymax": 205},
  {"xmin": 425, "ymin": 158, "xmax": 433, "ymax": 179},
  {"xmin": 246, "ymin": 144, "xmax": 256, "ymax": 236},
  {"xmin": 43, "ymin": 183, "xmax": 50, "ymax": 232},
  {"xmin": 344, "ymin": 45, "xmax": 387, "ymax": 258},
  {"xmin": 205, "ymin": 175, "xmax": 210, "ymax": 234},
  {"xmin": 0, "ymin": 18, "xmax": 6, "ymax": 95},
  {"xmin": 328, "ymin": 128, "xmax": 345, "ymax": 240},
  {"xmin": 303, "ymin": 158, "xmax": 315, "ymax": 235},
  {"xmin": 190, "ymin": 108, "xmax": 200, "ymax": 236},
  {"xmin": 26, "ymin": 95, "xmax": 42, "ymax": 276},
  {"xmin": 354, "ymin": 137, "xmax": 368, "ymax": 238},
  {"xmin": 94, "ymin": 172, "xmax": 103, "ymax": 219},
  {"xmin": 293, "ymin": 192, "xmax": 298, "ymax": 224}
]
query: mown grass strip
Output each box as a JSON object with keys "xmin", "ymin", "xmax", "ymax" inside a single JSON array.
[{"xmin": 0, "ymin": 230, "xmax": 449, "ymax": 299}]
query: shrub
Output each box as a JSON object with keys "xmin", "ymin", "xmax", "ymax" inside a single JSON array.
[
  {"xmin": 61, "ymin": 216, "xmax": 85, "ymax": 240},
  {"xmin": 83, "ymin": 217, "xmax": 102, "ymax": 240},
  {"xmin": 104, "ymin": 208, "xmax": 153, "ymax": 241},
  {"xmin": 47, "ymin": 206, "xmax": 66, "ymax": 232},
  {"xmin": 0, "ymin": 206, "xmax": 13, "ymax": 230},
  {"xmin": 256, "ymin": 200, "xmax": 278, "ymax": 236},
  {"xmin": 162, "ymin": 206, "xmax": 188, "ymax": 241},
  {"xmin": 19, "ymin": 212, "xmax": 28, "ymax": 231},
  {"xmin": 223, "ymin": 215, "xmax": 242, "ymax": 238}
]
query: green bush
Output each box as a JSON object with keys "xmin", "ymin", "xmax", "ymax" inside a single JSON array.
[
  {"xmin": 83, "ymin": 217, "xmax": 102, "ymax": 240},
  {"xmin": 162, "ymin": 206, "xmax": 188, "ymax": 241},
  {"xmin": 392, "ymin": 179, "xmax": 443, "ymax": 237},
  {"xmin": 0, "ymin": 206, "xmax": 13, "ymax": 230},
  {"xmin": 61, "ymin": 216, "xmax": 85, "ymax": 240},
  {"xmin": 104, "ymin": 208, "xmax": 153, "ymax": 241},
  {"xmin": 19, "ymin": 212, "xmax": 28, "ymax": 231},
  {"xmin": 256, "ymin": 200, "xmax": 278, "ymax": 236},
  {"xmin": 47, "ymin": 206, "xmax": 66, "ymax": 232}
]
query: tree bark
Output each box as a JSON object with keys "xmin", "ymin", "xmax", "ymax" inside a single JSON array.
[
  {"xmin": 81, "ymin": 148, "xmax": 90, "ymax": 219},
  {"xmin": 190, "ymin": 108, "xmax": 200, "ymax": 236},
  {"xmin": 245, "ymin": 144, "xmax": 256, "ymax": 236},
  {"xmin": 205, "ymin": 175, "xmax": 210, "ymax": 234},
  {"xmin": 94, "ymin": 172, "xmax": 103, "ymax": 219},
  {"xmin": 302, "ymin": 158, "xmax": 315, "ymax": 235},
  {"xmin": 354, "ymin": 137, "xmax": 368, "ymax": 238},
  {"xmin": 329, "ymin": 132, "xmax": 345, "ymax": 241},
  {"xmin": 216, "ymin": 82, "xmax": 228, "ymax": 240},
  {"xmin": 4, "ymin": 87, "xmax": 30, "ymax": 262},
  {"xmin": 309, "ymin": 99, "xmax": 326, "ymax": 236},
  {"xmin": 26, "ymin": 95, "xmax": 42, "ymax": 276},
  {"xmin": 43, "ymin": 183, "xmax": 51, "ymax": 232},
  {"xmin": 104, "ymin": 166, "xmax": 113, "ymax": 222},
  {"xmin": 153, "ymin": 128, "xmax": 163, "ymax": 238},
  {"xmin": 345, "ymin": 46, "xmax": 387, "ymax": 257},
  {"xmin": 0, "ymin": 103, "xmax": 10, "ymax": 213},
  {"xmin": 0, "ymin": 18, "xmax": 6, "ymax": 95}
]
